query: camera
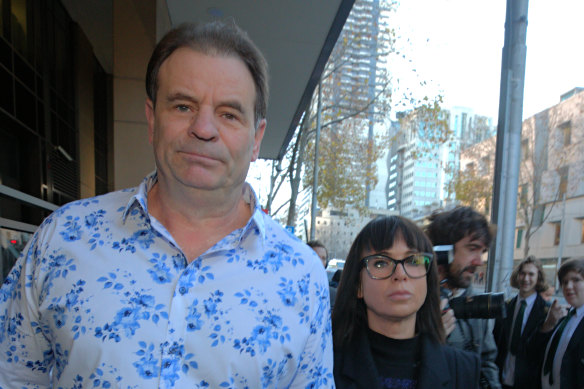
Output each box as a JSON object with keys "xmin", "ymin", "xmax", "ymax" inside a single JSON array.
[
  {"xmin": 433, "ymin": 245, "xmax": 454, "ymax": 266},
  {"xmin": 441, "ymin": 287, "xmax": 506, "ymax": 319}
]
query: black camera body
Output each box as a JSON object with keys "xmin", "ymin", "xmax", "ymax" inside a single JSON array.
[
  {"xmin": 441, "ymin": 287, "xmax": 506, "ymax": 319},
  {"xmin": 433, "ymin": 245, "xmax": 454, "ymax": 266}
]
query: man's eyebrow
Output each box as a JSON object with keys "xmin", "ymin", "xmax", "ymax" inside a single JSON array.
[
  {"xmin": 166, "ymin": 92, "xmax": 197, "ymax": 103},
  {"xmin": 219, "ymin": 100, "xmax": 246, "ymax": 115}
]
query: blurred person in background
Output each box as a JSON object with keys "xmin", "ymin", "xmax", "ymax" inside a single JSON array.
[
  {"xmin": 308, "ymin": 240, "xmax": 337, "ymax": 307},
  {"xmin": 541, "ymin": 284, "xmax": 556, "ymax": 302},
  {"xmin": 332, "ymin": 216, "xmax": 479, "ymax": 389}
]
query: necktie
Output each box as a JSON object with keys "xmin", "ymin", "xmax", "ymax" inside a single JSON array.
[
  {"xmin": 509, "ymin": 300, "xmax": 526, "ymax": 355},
  {"xmin": 543, "ymin": 308, "xmax": 575, "ymax": 385}
]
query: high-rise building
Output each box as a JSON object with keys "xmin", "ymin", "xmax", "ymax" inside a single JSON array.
[
  {"xmin": 320, "ymin": 0, "xmax": 392, "ymax": 209},
  {"xmin": 386, "ymin": 107, "xmax": 495, "ymax": 219}
]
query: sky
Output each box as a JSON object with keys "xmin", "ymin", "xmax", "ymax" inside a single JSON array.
[
  {"xmin": 392, "ymin": 0, "xmax": 584, "ymax": 120},
  {"xmin": 248, "ymin": 0, "xmax": 584, "ymax": 211}
]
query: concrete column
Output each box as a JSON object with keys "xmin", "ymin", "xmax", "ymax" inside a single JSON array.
[{"xmin": 112, "ymin": 0, "xmax": 157, "ymax": 189}]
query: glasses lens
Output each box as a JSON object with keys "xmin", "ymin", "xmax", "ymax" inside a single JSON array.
[
  {"xmin": 366, "ymin": 256, "xmax": 394, "ymax": 279},
  {"xmin": 403, "ymin": 254, "xmax": 431, "ymax": 278}
]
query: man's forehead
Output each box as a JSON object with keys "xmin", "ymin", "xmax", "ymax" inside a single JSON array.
[
  {"xmin": 464, "ymin": 234, "xmax": 488, "ymax": 249},
  {"xmin": 519, "ymin": 263, "xmax": 537, "ymax": 273}
]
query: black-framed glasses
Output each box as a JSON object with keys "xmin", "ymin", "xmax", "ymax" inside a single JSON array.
[{"xmin": 361, "ymin": 253, "xmax": 433, "ymax": 279}]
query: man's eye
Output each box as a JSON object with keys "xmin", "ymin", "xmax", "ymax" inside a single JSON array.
[{"xmin": 176, "ymin": 105, "xmax": 190, "ymax": 112}]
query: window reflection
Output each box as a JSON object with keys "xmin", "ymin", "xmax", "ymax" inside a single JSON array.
[{"xmin": 0, "ymin": 227, "xmax": 31, "ymax": 284}]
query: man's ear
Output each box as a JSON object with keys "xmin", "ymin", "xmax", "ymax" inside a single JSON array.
[
  {"xmin": 145, "ymin": 99, "xmax": 155, "ymax": 145},
  {"xmin": 251, "ymin": 119, "xmax": 266, "ymax": 161}
]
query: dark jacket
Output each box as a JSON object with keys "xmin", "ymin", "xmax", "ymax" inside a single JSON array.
[
  {"xmin": 493, "ymin": 293, "xmax": 549, "ymax": 388},
  {"xmin": 333, "ymin": 329, "xmax": 480, "ymax": 389},
  {"xmin": 446, "ymin": 286, "xmax": 501, "ymax": 389},
  {"xmin": 527, "ymin": 312, "xmax": 584, "ymax": 389}
]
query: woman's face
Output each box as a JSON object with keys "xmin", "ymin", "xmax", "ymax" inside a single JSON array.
[{"xmin": 358, "ymin": 237, "xmax": 427, "ymax": 335}]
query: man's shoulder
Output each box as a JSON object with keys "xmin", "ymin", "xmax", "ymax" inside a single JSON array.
[
  {"xmin": 258, "ymin": 214, "xmax": 322, "ymax": 265},
  {"xmin": 39, "ymin": 187, "xmax": 138, "ymax": 234},
  {"xmin": 54, "ymin": 188, "xmax": 137, "ymax": 216}
]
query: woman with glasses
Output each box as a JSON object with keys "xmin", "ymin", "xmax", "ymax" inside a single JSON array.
[{"xmin": 332, "ymin": 216, "xmax": 479, "ymax": 389}]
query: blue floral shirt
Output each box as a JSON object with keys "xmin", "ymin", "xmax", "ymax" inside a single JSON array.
[{"xmin": 0, "ymin": 173, "xmax": 334, "ymax": 388}]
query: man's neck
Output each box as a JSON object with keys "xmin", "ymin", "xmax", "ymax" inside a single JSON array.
[
  {"xmin": 518, "ymin": 289, "xmax": 536, "ymax": 299},
  {"xmin": 147, "ymin": 180, "xmax": 252, "ymax": 261}
]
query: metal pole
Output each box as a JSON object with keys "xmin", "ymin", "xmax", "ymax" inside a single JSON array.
[
  {"xmin": 310, "ymin": 80, "xmax": 323, "ymax": 240},
  {"xmin": 487, "ymin": 0, "xmax": 529, "ymax": 294}
]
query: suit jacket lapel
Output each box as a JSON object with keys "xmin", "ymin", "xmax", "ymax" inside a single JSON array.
[
  {"xmin": 565, "ymin": 316, "xmax": 584, "ymax": 354},
  {"xmin": 523, "ymin": 294, "xmax": 544, "ymax": 340},
  {"xmin": 505, "ymin": 296, "xmax": 517, "ymax": 340}
]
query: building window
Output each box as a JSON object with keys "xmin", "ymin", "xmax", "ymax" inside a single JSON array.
[
  {"xmin": 553, "ymin": 223, "xmax": 561, "ymax": 246},
  {"xmin": 480, "ymin": 155, "xmax": 491, "ymax": 175},
  {"xmin": 520, "ymin": 184, "xmax": 528, "ymax": 204},
  {"xmin": 516, "ymin": 228, "xmax": 523, "ymax": 249},
  {"xmin": 521, "ymin": 139, "xmax": 529, "ymax": 160},
  {"xmin": 558, "ymin": 166, "xmax": 568, "ymax": 197},
  {"xmin": 559, "ymin": 121, "xmax": 571, "ymax": 146}
]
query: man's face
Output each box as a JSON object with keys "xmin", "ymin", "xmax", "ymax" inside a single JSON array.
[
  {"xmin": 517, "ymin": 263, "xmax": 538, "ymax": 297},
  {"xmin": 312, "ymin": 246, "xmax": 327, "ymax": 268},
  {"xmin": 146, "ymin": 48, "xmax": 265, "ymax": 194},
  {"xmin": 446, "ymin": 234, "xmax": 487, "ymax": 289},
  {"xmin": 561, "ymin": 270, "xmax": 584, "ymax": 309}
]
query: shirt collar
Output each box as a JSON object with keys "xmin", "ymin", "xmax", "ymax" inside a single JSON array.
[
  {"xmin": 520, "ymin": 291, "xmax": 537, "ymax": 306},
  {"xmin": 121, "ymin": 171, "xmax": 157, "ymax": 222},
  {"xmin": 120, "ymin": 171, "xmax": 266, "ymax": 242}
]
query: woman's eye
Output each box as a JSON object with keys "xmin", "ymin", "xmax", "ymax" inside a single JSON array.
[{"xmin": 373, "ymin": 259, "xmax": 389, "ymax": 268}]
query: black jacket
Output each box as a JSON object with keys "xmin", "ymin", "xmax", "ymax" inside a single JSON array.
[
  {"xmin": 333, "ymin": 329, "xmax": 480, "ymax": 389},
  {"xmin": 527, "ymin": 312, "xmax": 584, "ymax": 389},
  {"xmin": 493, "ymin": 293, "xmax": 549, "ymax": 388}
]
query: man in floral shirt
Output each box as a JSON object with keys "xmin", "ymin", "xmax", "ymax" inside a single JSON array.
[{"xmin": 0, "ymin": 21, "xmax": 334, "ymax": 388}]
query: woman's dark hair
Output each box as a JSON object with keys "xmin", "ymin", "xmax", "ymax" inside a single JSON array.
[
  {"xmin": 558, "ymin": 258, "xmax": 584, "ymax": 285},
  {"xmin": 146, "ymin": 20, "xmax": 269, "ymax": 127},
  {"xmin": 332, "ymin": 215, "xmax": 445, "ymax": 349},
  {"xmin": 425, "ymin": 206, "xmax": 495, "ymax": 248},
  {"xmin": 510, "ymin": 255, "xmax": 547, "ymax": 292}
]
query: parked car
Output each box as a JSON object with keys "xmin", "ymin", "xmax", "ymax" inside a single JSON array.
[
  {"xmin": 327, "ymin": 258, "xmax": 345, "ymax": 269},
  {"xmin": 326, "ymin": 268, "xmax": 342, "ymax": 287}
]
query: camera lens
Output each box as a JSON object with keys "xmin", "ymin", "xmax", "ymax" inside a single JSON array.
[{"xmin": 449, "ymin": 292, "xmax": 507, "ymax": 319}]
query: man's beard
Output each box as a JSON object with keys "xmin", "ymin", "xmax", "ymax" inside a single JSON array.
[{"xmin": 446, "ymin": 265, "xmax": 476, "ymax": 289}]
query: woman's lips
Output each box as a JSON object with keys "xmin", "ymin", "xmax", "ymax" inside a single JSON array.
[{"xmin": 388, "ymin": 291, "xmax": 412, "ymax": 300}]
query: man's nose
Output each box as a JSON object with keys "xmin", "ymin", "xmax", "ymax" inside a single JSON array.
[
  {"xmin": 471, "ymin": 254, "xmax": 482, "ymax": 266},
  {"xmin": 189, "ymin": 108, "xmax": 218, "ymax": 141}
]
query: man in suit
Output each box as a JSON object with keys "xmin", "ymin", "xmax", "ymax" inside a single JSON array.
[
  {"xmin": 529, "ymin": 258, "xmax": 584, "ymax": 389},
  {"xmin": 493, "ymin": 256, "xmax": 550, "ymax": 389}
]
